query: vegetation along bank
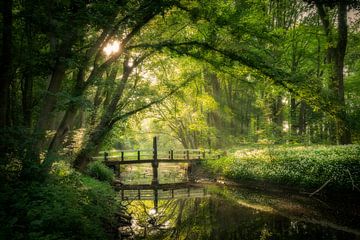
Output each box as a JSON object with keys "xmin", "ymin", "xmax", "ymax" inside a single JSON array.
[{"xmin": 202, "ymin": 145, "xmax": 360, "ymax": 194}]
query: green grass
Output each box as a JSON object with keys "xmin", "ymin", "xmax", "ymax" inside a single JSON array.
[{"xmin": 202, "ymin": 145, "xmax": 360, "ymax": 192}]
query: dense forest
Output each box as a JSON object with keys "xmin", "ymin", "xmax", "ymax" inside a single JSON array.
[{"xmin": 1, "ymin": 0, "xmax": 360, "ymax": 239}]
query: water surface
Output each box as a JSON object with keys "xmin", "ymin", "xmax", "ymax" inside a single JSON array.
[{"xmin": 119, "ymin": 164, "xmax": 360, "ymax": 240}]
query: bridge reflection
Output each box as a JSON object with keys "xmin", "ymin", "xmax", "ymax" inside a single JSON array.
[{"xmin": 117, "ymin": 182, "xmax": 209, "ymax": 212}]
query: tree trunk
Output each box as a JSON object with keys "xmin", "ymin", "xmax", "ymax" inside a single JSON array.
[
  {"xmin": 298, "ymin": 101, "xmax": 306, "ymax": 136},
  {"xmin": 290, "ymin": 96, "xmax": 297, "ymax": 135},
  {"xmin": 271, "ymin": 95, "xmax": 283, "ymax": 141},
  {"xmin": 334, "ymin": 2, "xmax": 351, "ymax": 144},
  {"xmin": 0, "ymin": 0, "xmax": 13, "ymax": 127},
  {"xmin": 22, "ymin": 72, "xmax": 33, "ymax": 128},
  {"xmin": 34, "ymin": 61, "xmax": 66, "ymax": 131},
  {"xmin": 316, "ymin": 2, "xmax": 351, "ymax": 144},
  {"xmin": 73, "ymin": 124, "xmax": 111, "ymax": 171},
  {"xmin": 73, "ymin": 63, "xmax": 133, "ymax": 171}
]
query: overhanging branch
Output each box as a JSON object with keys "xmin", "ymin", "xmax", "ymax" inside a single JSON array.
[{"xmin": 109, "ymin": 78, "xmax": 191, "ymax": 127}]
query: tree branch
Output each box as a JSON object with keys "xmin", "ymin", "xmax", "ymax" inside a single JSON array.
[{"xmin": 109, "ymin": 78, "xmax": 191, "ymax": 127}]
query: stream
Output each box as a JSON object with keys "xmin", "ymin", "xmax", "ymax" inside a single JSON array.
[{"xmin": 118, "ymin": 163, "xmax": 360, "ymax": 240}]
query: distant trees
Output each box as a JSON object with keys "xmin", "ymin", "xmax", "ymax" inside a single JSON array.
[{"xmin": 132, "ymin": 0, "xmax": 360, "ymax": 147}]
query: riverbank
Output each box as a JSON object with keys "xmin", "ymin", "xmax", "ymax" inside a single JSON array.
[{"xmin": 201, "ymin": 145, "xmax": 360, "ymax": 196}]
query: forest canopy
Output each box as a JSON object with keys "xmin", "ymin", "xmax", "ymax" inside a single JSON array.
[
  {"xmin": 0, "ymin": 0, "xmax": 359, "ymax": 175},
  {"xmin": 1, "ymin": 1, "xmax": 360, "ymax": 239}
]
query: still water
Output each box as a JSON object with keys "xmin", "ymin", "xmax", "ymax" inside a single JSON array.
[{"xmin": 118, "ymin": 164, "xmax": 360, "ymax": 240}]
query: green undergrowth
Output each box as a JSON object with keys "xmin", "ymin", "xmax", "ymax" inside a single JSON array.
[
  {"xmin": 86, "ymin": 161, "xmax": 115, "ymax": 183},
  {"xmin": 202, "ymin": 145, "xmax": 360, "ymax": 192},
  {"xmin": 0, "ymin": 162, "xmax": 120, "ymax": 240}
]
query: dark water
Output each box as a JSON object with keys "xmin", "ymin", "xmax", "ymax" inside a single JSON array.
[{"xmin": 119, "ymin": 164, "xmax": 360, "ymax": 240}]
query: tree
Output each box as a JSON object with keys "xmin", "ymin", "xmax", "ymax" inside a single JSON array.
[
  {"xmin": 304, "ymin": 0, "xmax": 360, "ymax": 144},
  {"xmin": 0, "ymin": 0, "xmax": 13, "ymax": 127}
]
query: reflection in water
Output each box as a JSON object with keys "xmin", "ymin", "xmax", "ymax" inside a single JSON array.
[
  {"xmin": 119, "ymin": 164, "xmax": 360, "ymax": 239},
  {"xmin": 120, "ymin": 163, "xmax": 188, "ymax": 184},
  {"xmin": 120, "ymin": 185, "xmax": 360, "ymax": 240}
]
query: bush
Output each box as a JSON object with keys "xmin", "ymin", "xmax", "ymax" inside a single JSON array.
[
  {"xmin": 86, "ymin": 161, "xmax": 114, "ymax": 183},
  {"xmin": 0, "ymin": 164, "xmax": 120, "ymax": 240}
]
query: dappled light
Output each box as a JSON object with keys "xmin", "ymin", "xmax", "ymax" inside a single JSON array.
[
  {"xmin": 103, "ymin": 40, "xmax": 120, "ymax": 56},
  {"xmin": 1, "ymin": 0, "xmax": 359, "ymax": 239}
]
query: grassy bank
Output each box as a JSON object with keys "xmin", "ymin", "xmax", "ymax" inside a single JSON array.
[{"xmin": 202, "ymin": 145, "xmax": 360, "ymax": 192}]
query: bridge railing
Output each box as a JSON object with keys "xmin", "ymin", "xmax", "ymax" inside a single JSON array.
[{"xmin": 95, "ymin": 148, "xmax": 217, "ymax": 162}]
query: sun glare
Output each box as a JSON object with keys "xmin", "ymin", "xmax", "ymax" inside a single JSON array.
[{"xmin": 103, "ymin": 40, "xmax": 120, "ymax": 56}]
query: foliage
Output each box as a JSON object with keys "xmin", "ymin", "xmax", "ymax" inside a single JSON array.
[
  {"xmin": 202, "ymin": 145, "xmax": 360, "ymax": 191},
  {"xmin": 86, "ymin": 161, "xmax": 115, "ymax": 183},
  {"xmin": 0, "ymin": 163, "xmax": 120, "ymax": 240},
  {"xmin": 2, "ymin": 1, "xmax": 360, "ymax": 239}
]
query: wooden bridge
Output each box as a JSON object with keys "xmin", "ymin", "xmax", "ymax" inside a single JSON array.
[{"xmin": 93, "ymin": 137, "xmax": 221, "ymax": 184}]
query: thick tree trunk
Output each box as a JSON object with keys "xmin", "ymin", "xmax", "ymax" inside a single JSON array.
[
  {"xmin": 31, "ymin": 58, "xmax": 68, "ymax": 164},
  {"xmin": 34, "ymin": 61, "xmax": 66, "ymax": 133},
  {"xmin": 316, "ymin": 2, "xmax": 351, "ymax": 144},
  {"xmin": 0, "ymin": 0, "xmax": 13, "ymax": 127},
  {"xmin": 334, "ymin": 3, "xmax": 351, "ymax": 144}
]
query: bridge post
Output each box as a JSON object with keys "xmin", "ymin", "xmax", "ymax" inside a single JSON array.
[
  {"xmin": 151, "ymin": 136, "xmax": 159, "ymax": 185},
  {"xmin": 169, "ymin": 149, "xmax": 174, "ymax": 160},
  {"xmin": 115, "ymin": 164, "xmax": 120, "ymax": 178}
]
